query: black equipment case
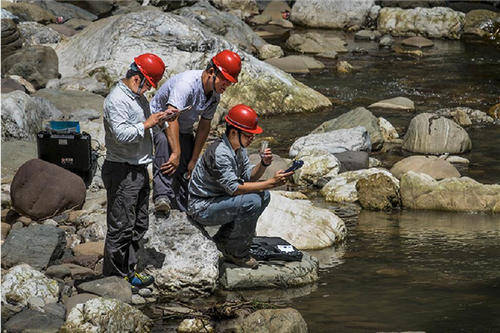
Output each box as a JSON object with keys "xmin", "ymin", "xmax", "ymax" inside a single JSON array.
[
  {"xmin": 37, "ymin": 131, "xmax": 97, "ymax": 187},
  {"xmin": 250, "ymin": 236, "xmax": 303, "ymax": 262}
]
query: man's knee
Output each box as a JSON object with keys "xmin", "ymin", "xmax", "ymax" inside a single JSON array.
[{"xmin": 240, "ymin": 193, "xmax": 266, "ymax": 217}]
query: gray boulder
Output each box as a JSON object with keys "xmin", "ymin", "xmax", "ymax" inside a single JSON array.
[
  {"xmin": 138, "ymin": 211, "xmax": 220, "ymax": 297},
  {"xmin": 220, "ymin": 253, "xmax": 319, "ymax": 290},
  {"xmin": 10, "ymin": 159, "xmax": 86, "ymax": 220},
  {"xmin": 291, "ymin": 0, "xmax": 374, "ymax": 29},
  {"xmin": 402, "ymin": 113, "xmax": 472, "ymax": 154},
  {"xmin": 356, "ymin": 173, "xmax": 402, "ymax": 210},
  {"xmin": 4, "ymin": 308, "xmax": 64, "ymax": 333},
  {"xmin": 290, "ymin": 126, "xmax": 372, "ymax": 157},
  {"xmin": 18, "ymin": 21, "xmax": 61, "ymax": 46},
  {"xmin": 55, "ymin": 9, "xmax": 331, "ymax": 117},
  {"xmin": 76, "ymin": 276, "xmax": 132, "ymax": 304},
  {"xmin": 1, "ymin": 45, "xmax": 59, "ymax": 89},
  {"xmin": 1, "ymin": 225, "xmax": 66, "ymax": 270},
  {"xmin": 312, "ymin": 107, "xmax": 384, "ymax": 150},
  {"xmin": 34, "ymin": 88, "xmax": 105, "ymax": 119},
  {"xmin": 334, "ymin": 151, "xmax": 369, "ymax": 172},
  {"xmin": 217, "ymin": 308, "xmax": 307, "ymax": 333},
  {"xmin": 33, "ymin": 0, "xmax": 98, "ymax": 22},
  {"xmin": 258, "ymin": 43, "xmax": 284, "ymax": 60},
  {"xmin": 61, "ymin": 0, "xmax": 114, "ymax": 18},
  {"xmin": 378, "ymin": 7, "xmax": 465, "ymax": 39},
  {"xmin": 293, "ymin": 148, "xmax": 340, "ymax": 187}
]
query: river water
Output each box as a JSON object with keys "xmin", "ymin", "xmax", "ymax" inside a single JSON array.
[{"xmin": 256, "ymin": 32, "xmax": 500, "ymax": 332}]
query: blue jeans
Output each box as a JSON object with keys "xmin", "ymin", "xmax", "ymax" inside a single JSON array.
[{"xmin": 191, "ymin": 191, "xmax": 271, "ymax": 258}]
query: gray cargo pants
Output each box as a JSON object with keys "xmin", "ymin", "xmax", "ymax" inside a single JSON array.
[
  {"xmin": 102, "ymin": 160, "xmax": 150, "ymax": 278},
  {"xmin": 153, "ymin": 130, "xmax": 194, "ymax": 212},
  {"xmin": 190, "ymin": 191, "xmax": 271, "ymax": 258}
]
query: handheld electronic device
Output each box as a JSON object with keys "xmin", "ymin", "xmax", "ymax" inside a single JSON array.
[{"xmin": 284, "ymin": 160, "xmax": 304, "ymax": 173}]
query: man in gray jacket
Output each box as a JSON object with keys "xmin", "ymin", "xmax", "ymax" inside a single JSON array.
[{"xmin": 102, "ymin": 53, "xmax": 171, "ymax": 292}]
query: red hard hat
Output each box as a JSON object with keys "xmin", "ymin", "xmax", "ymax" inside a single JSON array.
[
  {"xmin": 212, "ymin": 50, "xmax": 241, "ymax": 83},
  {"xmin": 225, "ymin": 104, "xmax": 262, "ymax": 134},
  {"xmin": 134, "ymin": 53, "xmax": 165, "ymax": 88}
]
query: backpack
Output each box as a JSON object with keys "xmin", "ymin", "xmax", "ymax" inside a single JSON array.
[{"xmin": 250, "ymin": 236, "xmax": 303, "ymax": 262}]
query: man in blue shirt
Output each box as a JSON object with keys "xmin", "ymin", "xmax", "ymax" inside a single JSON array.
[
  {"xmin": 150, "ymin": 50, "xmax": 242, "ymax": 214},
  {"xmin": 188, "ymin": 104, "xmax": 293, "ymax": 269}
]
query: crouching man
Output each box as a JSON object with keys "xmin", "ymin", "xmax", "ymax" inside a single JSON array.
[{"xmin": 187, "ymin": 104, "xmax": 293, "ymax": 269}]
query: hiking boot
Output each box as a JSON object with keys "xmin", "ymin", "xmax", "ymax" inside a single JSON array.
[
  {"xmin": 224, "ymin": 254, "xmax": 259, "ymax": 269},
  {"xmin": 124, "ymin": 277, "xmax": 140, "ymax": 293},
  {"xmin": 154, "ymin": 197, "xmax": 171, "ymax": 215},
  {"xmin": 125, "ymin": 272, "xmax": 155, "ymax": 288}
]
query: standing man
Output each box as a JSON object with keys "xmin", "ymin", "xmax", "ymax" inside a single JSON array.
[
  {"xmin": 150, "ymin": 49, "xmax": 242, "ymax": 214},
  {"xmin": 188, "ymin": 104, "xmax": 293, "ymax": 269},
  {"xmin": 102, "ymin": 53, "xmax": 169, "ymax": 291}
]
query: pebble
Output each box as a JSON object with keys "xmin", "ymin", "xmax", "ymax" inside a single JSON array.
[
  {"xmin": 131, "ymin": 294, "xmax": 146, "ymax": 305},
  {"xmin": 11, "ymin": 221, "xmax": 23, "ymax": 230},
  {"xmin": 138, "ymin": 288, "xmax": 152, "ymax": 297},
  {"xmin": 43, "ymin": 219, "xmax": 58, "ymax": 226}
]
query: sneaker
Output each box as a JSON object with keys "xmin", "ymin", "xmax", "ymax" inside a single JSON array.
[
  {"xmin": 124, "ymin": 277, "xmax": 140, "ymax": 293},
  {"xmin": 154, "ymin": 197, "xmax": 171, "ymax": 214},
  {"xmin": 125, "ymin": 272, "xmax": 155, "ymax": 288}
]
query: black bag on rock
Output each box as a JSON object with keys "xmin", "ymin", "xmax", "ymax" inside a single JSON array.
[{"xmin": 250, "ymin": 236, "xmax": 303, "ymax": 262}]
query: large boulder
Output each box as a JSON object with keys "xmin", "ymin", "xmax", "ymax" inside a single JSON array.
[
  {"xmin": 320, "ymin": 168, "xmax": 399, "ymax": 203},
  {"xmin": 10, "ymin": 159, "xmax": 86, "ymax": 220},
  {"xmin": 265, "ymin": 55, "xmax": 324, "ymax": 74},
  {"xmin": 175, "ymin": 1, "xmax": 265, "ymax": 54},
  {"xmin": 1, "ymin": 91, "xmax": 62, "ymax": 141},
  {"xmin": 34, "ymin": 88, "xmax": 105, "ymax": 119},
  {"xmin": 33, "ymin": 0, "xmax": 98, "ymax": 22},
  {"xmin": 434, "ymin": 106, "xmax": 495, "ymax": 125},
  {"xmin": 257, "ymin": 191, "xmax": 346, "ymax": 250},
  {"xmin": 1, "ymin": 264, "xmax": 59, "ymax": 312},
  {"xmin": 216, "ymin": 308, "xmax": 307, "ymax": 333},
  {"xmin": 390, "ymin": 155, "xmax": 460, "ymax": 180},
  {"xmin": 334, "ymin": 151, "xmax": 369, "ymax": 173},
  {"xmin": 76, "ymin": 276, "xmax": 132, "ymax": 304},
  {"xmin": 18, "ymin": 21, "xmax": 61, "ymax": 46},
  {"xmin": 401, "ymin": 171, "xmax": 500, "ymax": 213},
  {"xmin": 312, "ymin": 107, "xmax": 384, "ymax": 150},
  {"xmin": 290, "ymin": 126, "xmax": 371, "ymax": 158},
  {"xmin": 368, "ymin": 96, "xmax": 415, "ymax": 111},
  {"xmin": 463, "ymin": 9, "xmax": 500, "ymax": 44},
  {"xmin": 3, "ymin": 308, "xmax": 64, "ymax": 333},
  {"xmin": 138, "ymin": 211, "xmax": 220, "ymax": 297},
  {"xmin": 220, "ymin": 253, "xmax": 318, "ymax": 290},
  {"xmin": 61, "ymin": 297, "xmax": 151, "ymax": 332},
  {"xmin": 61, "ymin": 0, "xmax": 115, "ymax": 18},
  {"xmin": 286, "ymin": 31, "xmax": 348, "ymax": 54},
  {"xmin": 291, "ymin": 0, "xmax": 375, "ymax": 29},
  {"xmin": 211, "ymin": 0, "xmax": 259, "ymax": 19},
  {"xmin": 356, "ymin": 173, "xmax": 401, "ymax": 210},
  {"xmin": 402, "ymin": 113, "xmax": 472, "ymax": 154},
  {"xmin": 1, "ymin": 45, "xmax": 59, "ymax": 89},
  {"xmin": 1, "ymin": 19, "xmax": 23, "ymax": 59},
  {"xmin": 1, "ymin": 2, "xmax": 55, "ymax": 24},
  {"xmin": 55, "ymin": 9, "xmax": 331, "ymax": 118},
  {"xmin": 378, "ymin": 7, "xmax": 465, "ymax": 39},
  {"xmin": 292, "ymin": 148, "xmax": 340, "ymax": 187},
  {"xmin": 1, "ymin": 225, "xmax": 66, "ymax": 270}
]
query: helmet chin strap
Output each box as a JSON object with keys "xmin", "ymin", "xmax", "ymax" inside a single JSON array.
[
  {"xmin": 137, "ymin": 76, "xmax": 146, "ymax": 95},
  {"xmin": 237, "ymin": 130, "xmax": 244, "ymax": 148}
]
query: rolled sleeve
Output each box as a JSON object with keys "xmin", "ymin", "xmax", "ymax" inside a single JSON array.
[{"xmin": 104, "ymin": 100, "xmax": 145, "ymax": 143}]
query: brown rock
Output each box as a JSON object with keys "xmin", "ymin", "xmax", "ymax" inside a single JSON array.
[
  {"xmin": 17, "ymin": 216, "xmax": 32, "ymax": 226},
  {"xmin": 47, "ymin": 23, "xmax": 77, "ymax": 37},
  {"xmin": 1, "ymin": 222, "xmax": 11, "ymax": 239},
  {"xmin": 67, "ymin": 210, "xmax": 85, "ymax": 224},
  {"xmin": 487, "ymin": 103, "xmax": 500, "ymax": 120},
  {"xmin": 401, "ymin": 36, "xmax": 434, "ymax": 48},
  {"xmin": 10, "ymin": 159, "xmax": 86, "ymax": 220},
  {"xmin": 72, "ymin": 241, "xmax": 104, "ymax": 258},
  {"xmin": 61, "ymin": 263, "xmax": 95, "ymax": 280},
  {"xmin": 63, "ymin": 293, "xmax": 98, "ymax": 319},
  {"xmin": 62, "ymin": 255, "xmax": 99, "ymax": 270},
  {"xmin": 390, "ymin": 155, "xmax": 460, "ymax": 180},
  {"xmin": 1, "ymin": 3, "xmax": 55, "ymax": 24},
  {"xmin": 356, "ymin": 173, "xmax": 401, "ymax": 210}
]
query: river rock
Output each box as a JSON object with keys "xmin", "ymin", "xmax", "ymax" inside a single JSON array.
[
  {"xmin": 72, "ymin": 241, "xmax": 105, "ymax": 258},
  {"xmin": 286, "ymin": 31, "xmax": 348, "ymax": 54},
  {"xmin": 63, "ymin": 293, "xmax": 98, "ymax": 319},
  {"xmin": 1, "ymin": 77, "xmax": 25, "ymax": 94},
  {"xmin": 1, "ymin": 2, "xmax": 55, "ymax": 24},
  {"xmin": 211, "ymin": 0, "xmax": 259, "ymax": 19},
  {"xmin": 61, "ymin": 263, "xmax": 95, "ymax": 280},
  {"xmin": 6, "ymin": 74, "xmax": 37, "ymax": 94},
  {"xmin": 291, "ymin": 0, "xmax": 374, "ymax": 29},
  {"xmin": 1, "ymin": 19, "xmax": 22, "ymax": 59},
  {"xmin": 220, "ymin": 253, "xmax": 318, "ymax": 290},
  {"xmin": 10, "ymin": 159, "xmax": 86, "ymax": 220},
  {"xmin": 47, "ymin": 23, "xmax": 77, "ymax": 37},
  {"xmin": 257, "ymin": 191, "xmax": 346, "ymax": 250},
  {"xmin": 178, "ymin": 318, "xmax": 214, "ymax": 333},
  {"xmin": 379, "ymin": 34, "xmax": 394, "ymax": 47},
  {"xmin": 55, "ymin": 9, "xmax": 331, "ymax": 116},
  {"xmin": 1, "ymin": 222, "xmax": 11, "ymax": 239},
  {"xmin": 378, "ymin": 117, "xmax": 400, "ymax": 142},
  {"xmin": 368, "ymin": 96, "xmax": 415, "ymax": 111},
  {"xmin": 463, "ymin": 9, "xmax": 500, "ymax": 42},
  {"xmin": 76, "ymin": 276, "xmax": 132, "ymax": 303},
  {"xmin": 313, "ymin": 107, "xmax": 384, "ymax": 150},
  {"xmin": 34, "ymin": 0, "xmax": 97, "ymax": 22},
  {"xmin": 1, "ymin": 264, "xmax": 59, "ymax": 311},
  {"xmin": 487, "ymin": 103, "xmax": 500, "ymax": 120},
  {"xmin": 333, "ymin": 151, "xmax": 369, "ymax": 172},
  {"xmin": 2, "ymin": 91, "xmax": 43, "ymax": 141},
  {"xmin": 446, "ymin": 155, "xmax": 470, "ymax": 164},
  {"xmin": 63, "ymin": 0, "xmax": 114, "ymax": 18},
  {"xmin": 290, "ymin": 126, "xmax": 371, "ymax": 157},
  {"xmin": 434, "ymin": 106, "xmax": 495, "ymax": 125},
  {"xmin": 1, "ymin": 45, "xmax": 59, "ymax": 89},
  {"xmin": 62, "ymin": 297, "xmax": 151, "ymax": 332},
  {"xmin": 401, "ymin": 36, "xmax": 434, "ymax": 48},
  {"xmin": 4, "ymin": 308, "xmax": 64, "ymax": 333},
  {"xmin": 175, "ymin": 1, "xmax": 265, "ymax": 54},
  {"xmin": 138, "ymin": 211, "xmax": 219, "ymax": 297},
  {"xmin": 265, "ymin": 55, "xmax": 324, "ymax": 74},
  {"xmin": 217, "ymin": 308, "xmax": 307, "ymax": 332},
  {"xmin": 390, "ymin": 155, "xmax": 460, "ymax": 180},
  {"xmin": 18, "ymin": 21, "xmax": 61, "ymax": 46},
  {"xmin": 356, "ymin": 173, "xmax": 401, "ymax": 210},
  {"xmin": 378, "ymin": 7, "xmax": 465, "ymax": 39},
  {"xmin": 320, "ymin": 168, "xmax": 398, "ymax": 203},
  {"xmin": 355, "ymin": 29, "xmax": 382, "ymax": 41},
  {"xmin": 258, "ymin": 43, "xmax": 284, "ymax": 60},
  {"xmin": 291, "ymin": 148, "xmax": 340, "ymax": 187},
  {"xmin": 34, "ymin": 88, "xmax": 105, "ymax": 119},
  {"xmin": 2, "ymin": 225, "xmax": 66, "ymax": 270},
  {"xmin": 401, "ymin": 171, "xmax": 500, "ymax": 213},
  {"xmin": 402, "ymin": 113, "xmax": 472, "ymax": 154}
]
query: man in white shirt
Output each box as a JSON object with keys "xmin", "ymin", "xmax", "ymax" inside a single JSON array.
[
  {"xmin": 102, "ymin": 53, "xmax": 170, "ymax": 292},
  {"xmin": 150, "ymin": 50, "xmax": 242, "ymax": 214}
]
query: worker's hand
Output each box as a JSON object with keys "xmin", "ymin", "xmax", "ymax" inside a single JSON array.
[
  {"xmin": 161, "ymin": 108, "xmax": 180, "ymax": 122},
  {"xmin": 187, "ymin": 159, "xmax": 197, "ymax": 178},
  {"xmin": 160, "ymin": 152, "xmax": 180, "ymax": 176},
  {"xmin": 268, "ymin": 169, "xmax": 293, "ymax": 188},
  {"xmin": 144, "ymin": 112, "xmax": 167, "ymax": 130},
  {"xmin": 260, "ymin": 148, "xmax": 273, "ymax": 166}
]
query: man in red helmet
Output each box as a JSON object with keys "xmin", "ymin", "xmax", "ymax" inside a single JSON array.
[
  {"xmin": 150, "ymin": 49, "xmax": 241, "ymax": 215},
  {"xmin": 188, "ymin": 104, "xmax": 294, "ymax": 269},
  {"xmin": 102, "ymin": 53, "xmax": 172, "ymax": 292}
]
